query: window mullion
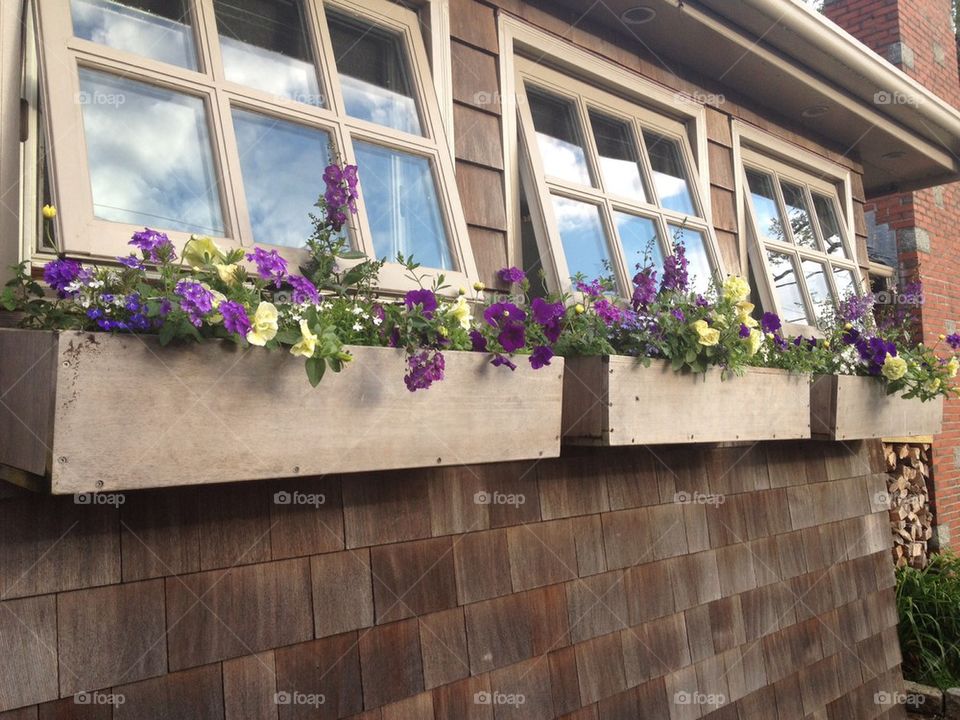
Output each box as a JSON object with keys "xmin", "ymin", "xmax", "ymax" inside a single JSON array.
[
  {"xmin": 601, "ymin": 198, "xmax": 631, "ymax": 295},
  {"xmin": 634, "ymin": 118, "xmax": 661, "ymax": 209},
  {"xmin": 192, "ymin": 0, "xmax": 221, "ymax": 81},
  {"xmin": 576, "ymin": 99, "xmax": 603, "ymax": 194},
  {"xmin": 769, "ymin": 170, "xmax": 798, "ymax": 247},
  {"xmin": 310, "ymin": 0, "xmax": 348, "ymax": 119}
]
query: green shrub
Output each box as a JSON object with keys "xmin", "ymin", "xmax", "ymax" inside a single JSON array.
[{"xmin": 897, "ymin": 551, "xmax": 960, "ymax": 689}]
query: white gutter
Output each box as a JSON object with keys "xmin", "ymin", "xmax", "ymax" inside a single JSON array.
[{"xmin": 720, "ymin": 0, "xmax": 960, "ymax": 143}]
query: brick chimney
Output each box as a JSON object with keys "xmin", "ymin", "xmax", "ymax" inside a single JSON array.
[{"xmin": 824, "ymin": 0, "xmax": 960, "ymax": 549}]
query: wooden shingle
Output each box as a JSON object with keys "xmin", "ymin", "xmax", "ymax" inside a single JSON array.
[
  {"xmin": 57, "ymin": 580, "xmax": 166, "ymax": 696},
  {"xmin": 166, "ymin": 559, "xmax": 313, "ymax": 670},
  {"xmin": 565, "ymin": 571, "xmax": 628, "ymax": 644},
  {"xmin": 311, "ymin": 549, "xmax": 374, "ymax": 638},
  {"xmin": 0, "ymin": 596, "xmax": 57, "ymax": 712},
  {"xmin": 371, "ymin": 537, "xmax": 457, "ymax": 623},
  {"xmin": 120, "ymin": 486, "xmax": 199, "ymax": 582},
  {"xmin": 268, "ymin": 476, "xmax": 344, "ymax": 560},
  {"xmin": 222, "ymin": 652, "xmax": 277, "ymax": 720},
  {"xmin": 506, "ymin": 520, "xmax": 577, "ymax": 591},
  {"xmin": 431, "ymin": 675, "xmax": 492, "ymax": 720},
  {"xmin": 537, "ymin": 455, "xmax": 610, "ymax": 520},
  {"xmin": 359, "ymin": 620, "xmax": 424, "ymax": 710},
  {"xmin": 489, "ymin": 658, "xmax": 554, "ymax": 720},
  {"xmin": 419, "ymin": 607, "xmax": 469, "ymax": 690},
  {"xmin": 113, "ymin": 664, "xmax": 223, "ymax": 720},
  {"xmin": 342, "ymin": 471, "xmax": 432, "ymax": 549},
  {"xmin": 575, "ymin": 633, "xmax": 627, "ymax": 706},
  {"xmin": 275, "ymin": 632, "xmax": 363, "ymax": 720},
  {"xmin": 549, "ymin": 647, "xmax": 581, "ymax": 717},
  {"xmin": 198, "ymin": 483, "xmax": 271, "ymax": 570},
  {"xmin": 453, "ymin": 528, "xmax": 512, "ymax": 605}
]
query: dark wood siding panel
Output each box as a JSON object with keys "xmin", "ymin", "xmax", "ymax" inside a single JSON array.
[
  {"xmin": 456, "ymin": 162, "xmax": 508, "ymax": 231},
  {"xmin": 708, "ymin": 141, "xmax": 735, "ymax": 191},
  {"xmin": 449, "ymin": 0, "xmax": 499, "ymax": 53},
  {"xmin": 468, "ymin": 226, "xmax": 510, "ymax": 286},
  {"xmin": 453, "ymin": 103, "xmax": 504, "ymax": 170},
  {"xmin": 451, "ymin": 41, "xmax": 500, "ymax": 114},
  {"xmin": 710, "ymin": 186, "xmax": 739, "ymax": 234}
]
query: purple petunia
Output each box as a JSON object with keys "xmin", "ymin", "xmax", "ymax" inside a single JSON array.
[
  {"xmin": 575, "ymin": 279, "xmax": 603, "ymax": 298},
  {"xmin": 323, "ymin": 163, "xmax": 360, "ymax": 231},
  {"xmin": 287, "ymin": 275, "xmax": 320, "ymax": 305},
  {"xmin": 947, "ymin": 333, "xmax": 960, "ymax": 350},
  {"xmin": 469, "ymin": 330, "xmax": 488, "ymax": 352},
  {"xmin": 761, "ymin": 312, "xmax": 781, "ymax": 334},
  {"xmin": 246, "ymin": 248, "xmax": 288, "ymax": 287},
  {"xmin": 404, "ymin": 350, "xmax": 445, "ymax": 392},
  {"xmin": 484, "ymin": 302, "xmax": 526, "ymax": 328},
  {"xmin": 497, "ymin": 266, "xmax": 526, "ymax": 284},
  {"xmin": 43, "ymin": 258, "xmax": 85, "ymax": 298},
  {"xmin": 498, "ymin": 323, "xmax": 526, "ymax": 353},
  {"xmin": 491, "ymin": 354, "xmax": 517, "ymax": 371},
  {"xmin": 174, "ymin": 281, "xmax": 215, "ymax": 327},
  {"xmin": 531, "ymin": 297, "xmax": 564, "ymax": 343},
  {"xmin": 671, "ymin": 308, "xmax": 685, "ymax": 323},
  {"xmin": 529, "ymin": 345, "xmax": 553, "ymax": 369},
  {"xmin": 660, "ymin": 245, "xmax": 688, "ymax": 293},
  {"xmin": 130, "ymin": 228, "xmax": 176, "ymax": 263},
  {"xmin": 739, "ymin": 324, "xmax": 752, "ymax": 338},
  {"xmin": 632, "ymin": 269, "xmax": 658, "ymax": 309},
  {"xmin": 405, "ymin": 289, "xmax": 438, "ymax": 318},
  {"xmin": 220, "ymin": 300, "xmax": 251, "ymax": 337}
]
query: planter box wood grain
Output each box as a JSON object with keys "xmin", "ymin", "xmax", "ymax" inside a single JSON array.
[
  {"xmin": 810, "ymin": 374, "xmax": 944, "ymax": 440},
  {"xmin": 562, "ymin": 356, "xmax": 810, "ymax": 445},
  {"xmin": 0, "ymin": 329, "xmax": 563, "ymax": 493}
]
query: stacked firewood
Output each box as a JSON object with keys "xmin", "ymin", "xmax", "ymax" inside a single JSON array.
[{"xmin": 884, "ymin": 441, "xmax": 934, "ymax": 569}]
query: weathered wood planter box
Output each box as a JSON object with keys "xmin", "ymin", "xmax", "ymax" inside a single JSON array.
[
  {"xmin": 562, "ymin": 356, "xmax": 810, "ymax": 445},
  {"xmin": 0, "ymin": 329, "xmax": 564, "ymax": 493},
  {"xmin": 810, "ymin": 374, "xmax": 944, "ymax": 440}
]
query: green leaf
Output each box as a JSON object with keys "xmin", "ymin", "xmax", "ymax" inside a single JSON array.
[
  {"xmin": 336, "ymin": 250, "xmax": 368, "ymax": 260},
  {"xmin": 158, "ymin": 322, "xmax": 176, "ymax": 346},
  {"xmin": 305, "ymin": 357, "xmax": 325, "ymax": 387}
]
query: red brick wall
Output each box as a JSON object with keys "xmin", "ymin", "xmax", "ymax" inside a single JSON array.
[
  {"xmin": 0, "ymin": 442, "xmax": 904, "ymax": 719},
  {"xmin": 826, "ymin": 0, "xmax": 960, "ymax": 547}
]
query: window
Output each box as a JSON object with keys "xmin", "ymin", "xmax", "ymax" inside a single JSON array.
[
  {"xmin": 514, "ymin": 57, "xmax": 722, "ymax": 296},
  {"xmin": 35, "ymin": 0, "xmax": 475, "ymax": 289},
  {"xmin": 740, "ymin": 147, "xmax": 862, "ymax": 328}
]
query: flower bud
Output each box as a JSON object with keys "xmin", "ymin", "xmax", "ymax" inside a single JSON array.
[
  {"xmin": 575, "ymin": 303, "xmax": 585, "ymax": 314},
  {"xmin": 473, "ymin": 281, "xmax": 485, "ymax": 292},
  {"xmin": 42, "ymin": 205, "xmax": 57, "ymax": 219}
]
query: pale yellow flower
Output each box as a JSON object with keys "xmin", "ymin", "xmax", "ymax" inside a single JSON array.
[
  {"xmin": 473, "ymin": 281, "xmax": 486, "ymax": 292},
  {"xmin": 723, "ymin": 275, "xmax": 750, "ymax": 303},
  {"xmin": 881, "ymin": 354, "xmax": 907, "ymax": 381},
  {"xmin": 947, "ymin": 357, "xmax": 959, "ymax": 378},
  {"xmin": 691, "ymin": 319, "xmax": 720, "ymax": 347},
  {"xmin": 182, "ymin": 235, "xmax": 225, "ymax": 268},
  {"xmin": 744, "ymin": 328, "xmax": 763, "ymax": 356},
  {"xmin": 737, "ymin": 301, "xmax": 758, "ymax": 328},
  {"xmin": 575, "ymin": 303, "xmax": 585, "ymax": 314},
  {"xmin": 42, "ymin": 204, "xmax": 57, "ymax": 220},
  {"xmin": 924, "ymin": 378, "xmax": 942, "ymax": 394},
  {"xmin": 246, "ymin": 301, "xmax": 279, "ymax": 346},
  {"xmin": 290, "ymin": 319, "xmax": 318, "ymax": 358},
  {"xmin": 214, "ymin": 263, "xmax": 241, "ymax": 286},
  {"xmin": 447, "ymin": 296, "xmax": 472, "ymax": 330}
]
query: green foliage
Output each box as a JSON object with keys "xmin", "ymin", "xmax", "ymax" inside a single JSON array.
[{"xmin": 897, "ymin": 552, "xmax": 960, "ymax": 689}]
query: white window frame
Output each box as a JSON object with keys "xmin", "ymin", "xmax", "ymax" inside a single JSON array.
[
  {"xmin": 733, "ymin": 121, "xmax": 862, "ymax": 333},
  {"xmin": 497, "ymin": 14, "xmax": 721, "ymax": 296},
  {"xmin": 32, "ymin": 0, "xmax": 475, "ymax": 292}
]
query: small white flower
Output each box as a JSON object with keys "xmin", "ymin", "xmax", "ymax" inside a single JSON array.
[
  {"xmin": 372, "ymin": 316, "xmax": 383, "ymax": 327},
  {"xmin": 352, "ymin": 322, "xmax": 363, "ymax": 332},
  {"xmin": 351, "ymin": 306, "xmax": 364, "ymax": 315}
]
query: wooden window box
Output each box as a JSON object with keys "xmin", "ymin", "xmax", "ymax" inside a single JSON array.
[
  {"xmin": 561, "ymin": 356, "xmax": 810, "ymax": 445},
  {"xmin": 0, "ymin": 329, "xmax": 563, "ymax": 493},
  {"xmin": 810, "ymin": 374, "xmax": 944, "ymax": 440}
]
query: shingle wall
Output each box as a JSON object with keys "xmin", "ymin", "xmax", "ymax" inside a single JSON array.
[{"xmin": 0, "ymin": 440, "xmax": 906, "ymax": 718}]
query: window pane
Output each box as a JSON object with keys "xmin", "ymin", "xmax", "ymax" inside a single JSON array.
[
  {"xmin": 527, "ymin": 89, "xmax": 593, "ymax": 187},
  {"xmin": 644, "ymin": 131, "xmax": 696, "ymax": 216},
  {"xmin": 746, "ymin": 169, "xmax": 788, "ymax": 245},
  {"xmin": 590, "ymin": 112, "xmax": 647, "ymax": 203},
  {"xmin": 71, "ymin": 0, "xmax": 197, "ymax": 70},
  {"xmin": 614, "ymin": 212, "xmax": 663, "ymax": 277},
  {"xmin": 766, "ymin": 251, "xmax": 809, "ymax": 324},
  {"xmin": 813, "ymin": 193, "xmax": 848, "ymax": 257},
  {"xmin": 354, "ymin": 142, "xmax": 452, "ymax": 270},
  {"xmin": 801, "ymin": 259, "xmax": 832, "ymax": 324},
  {"xmin": 78, "ymin": 69, "xmax": 224, "ymax": 235},
  {"xmin": 781, "ymin": 181, "xmax": 818, "ymax": 250},
  {"xmin": 552, "ymin": 196, "xmax": 611, "ymax": 282},
  {"xmin": 833, "ymin": 267, "xmax": 858, "ymax": 300},
  {"xmin": 669, "ymin": 225, "xmax": 712, "ymax": 294},
  {"xmin": 328, "ymin": 14, "xmax": 421, "ymax": 135},
  {"xmin": 214, "ymin": 0, "xmax": 323, "ymax": 106},
  {"xmin": 233, "ymin": 109, "xmax": 330, "ymax": 247}
]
